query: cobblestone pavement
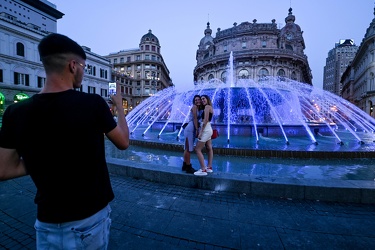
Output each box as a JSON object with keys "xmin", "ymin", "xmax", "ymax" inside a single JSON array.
[{"xmin": 1, "ymin": 174, "xmax": 375, "ymax": 249}]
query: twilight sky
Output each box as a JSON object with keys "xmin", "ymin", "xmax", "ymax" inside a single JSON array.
[{"xmin": 51, "ymin": 0, "xmax": 373, "ymax": 90}]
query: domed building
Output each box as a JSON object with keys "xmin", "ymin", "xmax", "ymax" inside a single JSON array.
[
  {"xmin": 105, "ymin": 29, "xmax": 173, "ymax": 114},
  {"xmin": 194, "ymin": 8, "xmax": 312, "ymax": 85}
]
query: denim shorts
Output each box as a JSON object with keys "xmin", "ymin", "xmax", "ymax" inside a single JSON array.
[{"xmin": 34, "ymin": 204, "xmax": 112, "ymax": 250}]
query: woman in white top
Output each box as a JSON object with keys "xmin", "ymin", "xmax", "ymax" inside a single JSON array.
[{"xmin": 194, "ymin": 95, "xmax": 214, "ymax": 176}]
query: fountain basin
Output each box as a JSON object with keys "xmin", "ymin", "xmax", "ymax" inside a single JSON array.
[{"xmin": 127, "ymin": 77, "xmax": 375, "ymax": 151}]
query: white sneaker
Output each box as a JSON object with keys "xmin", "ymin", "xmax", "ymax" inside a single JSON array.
[
  {"xmin": 194, "ymin": 169, "xmax": 208, "ymax": 176},
  {"xmin": 205, "ymin": 166, "xmax": 213, "ymax": 173}
]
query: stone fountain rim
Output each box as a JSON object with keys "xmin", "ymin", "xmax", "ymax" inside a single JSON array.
[{"xmin": 130, "ymin": 139, "xmax": 375, "ymax": 159}]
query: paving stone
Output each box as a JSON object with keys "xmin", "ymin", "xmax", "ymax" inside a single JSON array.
[{"xmin": 1, "ymin": 174, "xmax": 375, "ymax": 249}]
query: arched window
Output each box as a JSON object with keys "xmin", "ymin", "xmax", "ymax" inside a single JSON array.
[
  {"xmin": 259, "ymin": 68, "xmax": 269, "ymax": 77},
  {"xmin": 285, "ymin": 44, "xmax": 293, "ymax": 51},
  {"xmin": 16, "ymin": 42, "xmax": 25, "ymax": 57},
  {"xmin": 208, "ymin": 74, "xmax": 214, "ymax": 80},
  {"xmin": 238, "ymin": 69, "xmax": 249, "ymax": 79},
  {"xmin": 277, "ymin": 69, "xmax": 285, "ymax": 77},
  {"xmin": 291, "ymin": 71, "xmax": 297, "ymax": 80},
  {"xmin": 221, "ymin": 71, "xmax": 227, "ymax": 83}
]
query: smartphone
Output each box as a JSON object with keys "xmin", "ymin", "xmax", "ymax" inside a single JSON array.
[{"xmin": 108, "ymin": 82, "xmax": 116, "ymax": 96}]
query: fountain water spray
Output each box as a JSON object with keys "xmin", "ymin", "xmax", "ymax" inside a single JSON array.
[{"xmin": 126, "ymin": 52, "xmax": 375, "ymax": 151}]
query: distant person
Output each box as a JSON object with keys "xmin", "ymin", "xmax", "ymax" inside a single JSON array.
[
  {"xmin": 194, "ymin": 95, "xmax": 214, "ymax": 176},
  {"xmin": 182, "ymin": 95, "xmax": 202, "ymax": 174},
  {"xmin": 0, "ymin": 33, "xmax": 129, "ymax": 249}
]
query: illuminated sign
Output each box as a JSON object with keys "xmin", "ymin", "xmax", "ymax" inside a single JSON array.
[
  {"xmin": 14, "ymin": 93, "xmax": 29, "ymax": 102},
  {"xmin": 0, "ymin": 92, "xmax": 4, "ymax": 105}
]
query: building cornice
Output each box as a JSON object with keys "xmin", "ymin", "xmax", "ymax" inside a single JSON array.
[{"xmin": 19, "ymin": 0, "xmax": 64, "ymax": 19}]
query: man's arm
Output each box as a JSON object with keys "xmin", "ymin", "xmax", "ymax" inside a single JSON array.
[
  {"xmin": 0, "ymin": 147, "xmax": 27, "ymax": 180},
  {"xmin": 106, "ymin": 80, "xmax": 130, "ymax": 150}
]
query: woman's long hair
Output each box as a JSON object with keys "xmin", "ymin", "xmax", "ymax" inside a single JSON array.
[{"xmin": 201, "ymin": 95, "xmax": 212, "ymax": 106}]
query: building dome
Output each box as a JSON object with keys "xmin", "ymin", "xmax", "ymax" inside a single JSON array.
[
  {"xmin": 280, "ymin": 8, "xmax": 304, "ymax": 47},
  {"xmin": 140, "ymin": 29, "xmax": 159, "ymax": 45},
  {"xmin": 199, "ymin": 22, "xmax": 214, "ymax": 50}
]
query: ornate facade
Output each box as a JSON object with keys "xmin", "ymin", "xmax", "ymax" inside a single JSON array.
[
  {"xmin": 0, "ymin": 0, "xmax": 112, "ymax": 110},
  {"xmin": 104, "ymin": 30, "xmax": 173, "ymax": 114},
  {"xmin": 341, "ymin": 7, "xmax": 375, "ymax": 117},
  {"xmin": 194, "ymin": 8, "xmax": 312, "ymax": 85}
]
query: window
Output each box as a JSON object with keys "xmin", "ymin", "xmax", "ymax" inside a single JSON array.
[
  {"xmin": 145, "ymin": 55, "xmax": 150, "ymax": 60},
  {"xmin": 114, "ymin": 59, "xmax": 117, "ymax": 64},
  {"xmin": 120, "ymin": 57, "xmax": 124, "ymax": 63},
  {"xmin": 370, "ymin": 72, "xmax": 375, "ymax": 91},
  {"xmin": 238, "ymin": 69, "xmax": 249, "ymax": 79},
  {"xmin": 277, "ymin": 69, "xmax": 286, "ymax": 77},
  {"xmin": 208, "ymin": 74, "xmax": 214, "ymax": 80},
  {"xmin": 14, "ymin": 72, "xmax": 29, "ymax": 86},
  {"xmin": 291, "ymin": 71, "xmax": 297, "ymax": 80},
  {"xmin": 152, "ymin": 46, "xmax": 156, "ymax": 52},
  {"xmin": 86, "ymin": 65, "xmax": 92, "ymax": 75},
  {"xmin": 262, "ymin": 41, "xmax": 266, "ymax": 48},
  {"xmin": 127, "ymin": 56, "xmax": 131, "ymax": 62},
  {"xmin": 259, "ymin": 68, "xmax": 269, "ymax": 78},
  {"xmin": 242, "ymin": 42, "xmax": 246, "ymax": 49},
  {"xmin": 224, "ymin": 45, "xmax": 227, "ymax": 52},
  {"xmin": 101, "ymin": 88, "xmax": 107, "ymax": 97},
  {"xmin": 88, "ymin": 86, "xmax": 96, "ymax": 94},
  {"xmin": 37, "ymin": 76, "xmax": 45, "ymax": 88},
  {"xmin": 100, "ymin": 69, "xmax": 107, "ymax": 79},
  {"xmin": 16, "ymin": 42, "xmax": 24, "ymax": 56},
  {"xmin": 136, "ymin": 55, "xmax": 141, "ymax": 61},
  {"xmin": 145, "ymin": 45, "xmax": 150, "ymax": 50},
  {"xmin": 221, "ymin": 71, "xmax": 227, "ymax": 83},
  {"xmin": 286, "ymin": 44, "xmax": 293, "ymax": 51}
]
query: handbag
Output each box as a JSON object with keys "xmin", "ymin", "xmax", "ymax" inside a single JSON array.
[{"xmin": 211, "ymin": 129, "xmax": 219, "ymax": 139}]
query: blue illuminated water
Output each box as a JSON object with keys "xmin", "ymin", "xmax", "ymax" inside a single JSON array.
[{"xmin": 105, "ymin": 140, "xmax": 375, "ymax": 181}]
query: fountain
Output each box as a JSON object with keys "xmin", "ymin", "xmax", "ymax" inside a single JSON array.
[
  {"xmin": 125, "ymin": 52, "xmax": 375, "ymax": 158},
  {"xmin": 107, "ymin": 52, "xmax": 375, "ymax": 203}
]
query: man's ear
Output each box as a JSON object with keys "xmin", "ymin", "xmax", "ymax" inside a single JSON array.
[{"xmin": 68, "ymin": 61, "xmax": 75, "ymax": 73}]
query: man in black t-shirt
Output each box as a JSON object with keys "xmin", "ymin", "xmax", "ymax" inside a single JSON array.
[{"xmin": 0, "ymin": 33, "xmax": 129, "ymax": 249}]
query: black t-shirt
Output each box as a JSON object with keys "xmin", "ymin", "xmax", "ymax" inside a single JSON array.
[{"xmin": 0, "ymin": 89, "xmax": 117, "ymax": 223}]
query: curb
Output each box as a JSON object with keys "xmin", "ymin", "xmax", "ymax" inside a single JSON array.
[{"xmin": 107, "ymin": 157, "xmax": 375, "ymax": 204}]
